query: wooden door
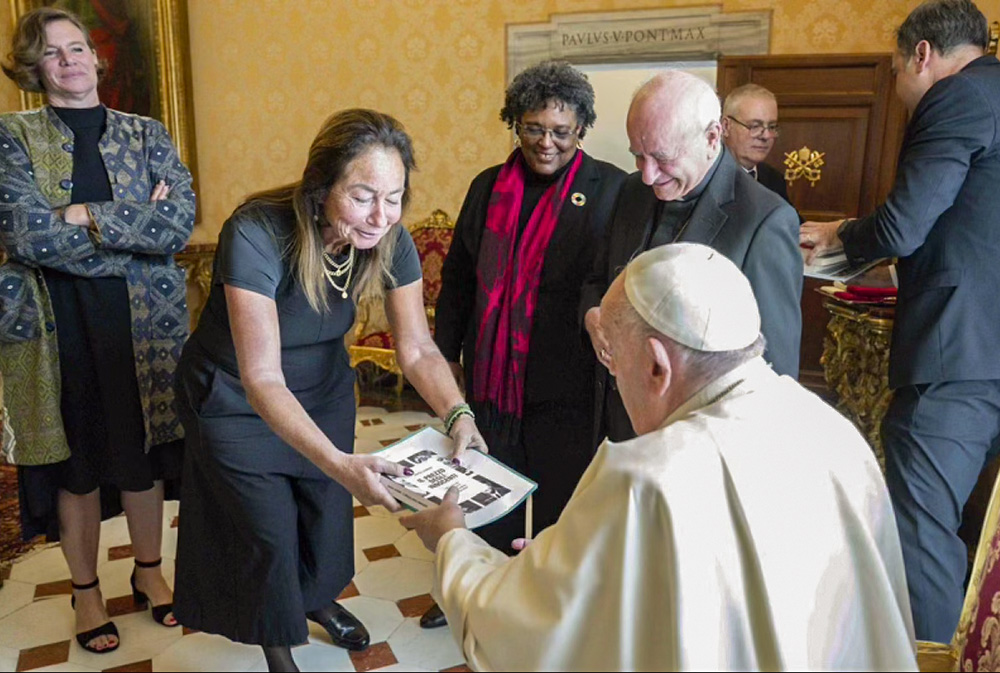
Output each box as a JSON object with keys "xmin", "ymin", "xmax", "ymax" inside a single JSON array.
[{"xmin": 718, "ymin": 55, "xmax": 907, "ymax": 394}]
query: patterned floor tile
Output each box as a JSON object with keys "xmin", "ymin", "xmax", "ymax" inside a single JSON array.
[
  {"xmin": 0, "ymin": 597, "xmax": 74, "ymax": 651},
  {"xmin": 106, "ymin": 546, "xmax": 133, "ymax": 562},
  {"xmin": 354, "ymin": 516, "xmax": 407, "ymax": 551},
  {"xmin": 104, "ymin": 596, "xmax": 145, "ymax": 619},
  {"xmin": 394, "ymin": 594, "xmax": 435, "ymax": 619},
  {"xmin": 362, "ymin": 545, "xmax": 400, "ymax": 562},
  {"xmin": 336, "ymin": 596, "xmax": 404, "ymax": 645},
  {"xmin": 0, "ymin": 646, "xmax": 17, "ymax": 672},
  {"xmin": 94, "ymin": 518, "xmax": 132, "ymax": 553},
  {"xmin": 15, "ymin": 640, "xmax": 69, "ymax": 672},
  {"xmin": 387, "ymin": 618, "xmax": 464, "ymax": 671},
  {"xmin": 349, "ymin": 641, "xmax": 396, "ymax": 672},
  {"xmin": 103, "ymin": 659, "xmax": 153, "ymax": 672},
  {"xmin": 394, "ymin": 531, "xmax": 435, "ymax": 562},
  {"xmin": 353, "ymin": 558, "xmax": 433, "ymax": 602},
  {"xmin": 291, "ymin": 642, "xmax": 354, "ymax": 672},
  {"xmin": 337, "ymin": 582, "xmax": 360, "ymax": 601},
  {"xmin": 8, "ymin": 547, "xmax": 71, "ymax": 586},
  {"xmin": 2, "ymin": 408, "xmax": 469, "ymax": 673},
  {"xmin": 33, "ymin": 580, "xmax": 72, "ymax": 600},
  {"xmin": 0, "ymin": 580, "xmax": 36, "ymax": 621},
  {"xmin": 354, "ymin": 546, "xmax": 370, "ymax": 577},
  {"xmin": 151, "ymin": 632, "xmax": 262, "ymax": 672}
]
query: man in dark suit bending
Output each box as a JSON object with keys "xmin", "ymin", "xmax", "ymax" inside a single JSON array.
[
  {"xmin": 581, "ymin": 71, "xmax": 802, "ymax": 443},
  {"xmin": 800, "ymin": 0, "xmax": 999, "ymax": 643},
  {"xmin": 721, "ymin": 83, "xmax": 793, "ymax": 205}
]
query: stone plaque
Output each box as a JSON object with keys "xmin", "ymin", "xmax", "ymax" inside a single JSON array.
[{"xmin": 507, "ymin": 6, "xmax": 770, "ymax": 81}]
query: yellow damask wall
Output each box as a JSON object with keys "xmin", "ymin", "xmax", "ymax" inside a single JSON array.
[{"xmin": 0, "ymin": 0, "xmax": 929, "ymax": 242}]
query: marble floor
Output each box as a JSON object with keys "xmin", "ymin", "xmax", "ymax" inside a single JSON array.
[{"xmin": 0, "ymin": 407, "xmax": 469, "ymax": 673}]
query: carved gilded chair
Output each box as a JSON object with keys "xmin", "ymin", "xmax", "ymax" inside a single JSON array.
[
  {"xmin": 349, "ymin": 209, "xmax": 455, "ymax": 394},
  {"xmin": 917, "ymin": 465, "xmax": 1000, "ymax": 671}
]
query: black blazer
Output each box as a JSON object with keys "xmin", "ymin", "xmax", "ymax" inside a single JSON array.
[
  {"xmin": 580, "ymin": 148, "xmax": 803, "ymax": 440},
  {"xmin": 435, "ymin": 152, "xmax": 626, "ymax": 407},
  {"xmin": 757, "ymin": 161, "xmax": 791, "ymax": 205},
  {"xmin": 840, "ymin": 55, "xmax": 1000, "ymax": 388}
]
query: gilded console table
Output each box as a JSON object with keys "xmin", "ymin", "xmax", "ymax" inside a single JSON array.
[
  {"xmin": 175, "ymin": 243, "xmax": 216, "ymax": 330},
  {"xmin": 819, "ymin": 294, "xmax": 895, "ymax": 469}
]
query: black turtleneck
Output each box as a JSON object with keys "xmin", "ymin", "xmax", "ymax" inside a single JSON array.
[
  {"xmin": 52, "ymin": 105, "xmax": 112, "ymax": 204},
  {"xmin": 517, "ymin": 151, "xmax": 575, "ymax": 236}
]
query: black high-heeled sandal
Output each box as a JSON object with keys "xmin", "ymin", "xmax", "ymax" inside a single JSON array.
[
  {"xmin": 70, "ymin": 578, "xmax": 120, "ymax": 654},
  {"xmin": 130, "ymin": 558, "xmax": 178, "ymax": 627}
]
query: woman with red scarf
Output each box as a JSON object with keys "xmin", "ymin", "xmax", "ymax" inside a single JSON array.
[{"xmin": 423, "ymin": 61, "xmax": 625, "ymax": 628}]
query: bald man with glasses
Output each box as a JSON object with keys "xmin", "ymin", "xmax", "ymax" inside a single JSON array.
[{"xmin": 721, "ymin": 84, "xmax": 791, "ymax": 205}]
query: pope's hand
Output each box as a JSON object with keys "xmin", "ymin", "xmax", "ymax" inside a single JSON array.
[
  {"xmin": 511, "ymin": 538, "xmax": 532, "ymax": 553},
  {"xmin": 400, "ymin": 486, "xmax": 466, "ymax": 552},
  {"xmin": 449, "ymin": 414, "xmax": 488, "ymax": 460},
  {"xmin": 799, "ymin": 219, "xmax": 845, "ymax": 264},
  {"xmin": 335, "ymin": 454, "xmax": 408, "ymax": 512}
]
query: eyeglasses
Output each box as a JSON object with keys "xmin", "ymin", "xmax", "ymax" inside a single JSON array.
[
  {"xmin": 727, "ymin": 116, "xmax": 780, "ymax": 138},
  {"xmin": 516, "ymin": 123, "xmax": 578, "ymax": 143}
]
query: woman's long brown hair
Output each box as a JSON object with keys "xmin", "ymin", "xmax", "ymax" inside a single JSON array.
[{"xmin": 244, "ymin": 109, "xmax": 416, "ymax": 313}]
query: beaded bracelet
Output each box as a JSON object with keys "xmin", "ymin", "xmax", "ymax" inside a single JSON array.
[{"xmin": 444, "ymin": 402, "xmax": 475, "ymax": 436}]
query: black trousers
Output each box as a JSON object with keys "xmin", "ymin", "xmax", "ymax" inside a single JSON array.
[
  {"xmin": 883, "ymin": 380, "xmax": 1000, "ymax": 642},
  {"xmin": 173, "ymin": 358, "xmax": 355, "ymax": 646},
  {"xmin": 475, "ymin": 399, "xmax": 597, "ymax": 553}
]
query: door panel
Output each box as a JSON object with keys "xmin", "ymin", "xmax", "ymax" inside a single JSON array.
[{"xmin": 719, "ymin": 54, "xmax": 906, "ymax": 394}]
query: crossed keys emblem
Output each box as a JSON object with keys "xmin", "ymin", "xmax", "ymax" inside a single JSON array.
[{"xmin": 783, "ymin": 146, "xmax": 825, "ymax": 187}]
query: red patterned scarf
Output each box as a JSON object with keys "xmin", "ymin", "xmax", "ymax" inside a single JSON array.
[{"xmin": 472, "ymin": 149, "xmax": 583, "ymax": 446}]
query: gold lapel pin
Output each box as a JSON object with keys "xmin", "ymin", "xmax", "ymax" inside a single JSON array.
[{"xmin": 571, "ymin": 192, "xmax": 586, "ymax": 207}]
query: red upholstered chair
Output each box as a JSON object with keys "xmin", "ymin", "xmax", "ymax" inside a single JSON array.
[
  {"xmin": 917, "ymin": 466, "xmax": 1000, "ymax": 671},
  {"xmin": 349, "ymin": 210, "xmax": 455, "ymax": 395}
]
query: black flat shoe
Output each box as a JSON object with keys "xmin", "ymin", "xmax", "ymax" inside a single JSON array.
[
  {"xmin": 419, "ymin": 603, "xmax": 447, "ymax": 629},
  {"xmin": 131, "ymin": 558, "xmax": 178, "ymax": 627},
  {"xmin": 71, "ymin": 578, "xmax": 120, "ymax": 654},
  {"xmin": 306, "ymin": 602, "xmax": 370, "ymax": 651}
]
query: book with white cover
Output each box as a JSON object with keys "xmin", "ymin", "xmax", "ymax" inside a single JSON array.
[{"xmin": 375, "ymin": 426, "xmax": 537, "ymax": 530}]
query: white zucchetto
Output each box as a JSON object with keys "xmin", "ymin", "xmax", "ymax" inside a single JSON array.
[{"xmin": 623, "ymin": 243, "xmax": 761, "ymax": 352}]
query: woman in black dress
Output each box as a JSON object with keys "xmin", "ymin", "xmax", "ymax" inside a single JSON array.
[
  {"xmin": 0, "ymin": 8, "xmax": 195, "ymax": 654},
  {"xmin": 173, "ymin": 109, "xmax": 485, "ymax": 672}
]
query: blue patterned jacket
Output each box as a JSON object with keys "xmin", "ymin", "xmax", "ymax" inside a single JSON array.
[{"xmin": 0, "ymin": 106, "xmax": 195, "ymax": 465}]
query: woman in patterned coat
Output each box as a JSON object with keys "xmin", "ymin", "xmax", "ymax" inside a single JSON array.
[{"xmin": 0, "ymin": 7, "xmax": 194, "ymax": 654}]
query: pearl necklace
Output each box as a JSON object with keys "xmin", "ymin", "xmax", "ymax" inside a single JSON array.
[{"xmin": 322, "ymin": 246, "xmax": 355, "ymax": 299}]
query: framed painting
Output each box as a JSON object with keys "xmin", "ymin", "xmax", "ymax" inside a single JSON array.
[{"xmin": 9, "ymin": 0, "xmax": 199, "ymax": 203}]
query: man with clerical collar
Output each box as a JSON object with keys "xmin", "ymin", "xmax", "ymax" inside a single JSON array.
[
  {"xmin": 581, "ymin": 70, "xmax": 802, "ymax": 443},
  {"xmin": 721, "ymin": 83, "xmax": 793, "ymax": 205},
  {"xmin": 402, "ymin": 243, "xmax": 917, "ymax": 671}
]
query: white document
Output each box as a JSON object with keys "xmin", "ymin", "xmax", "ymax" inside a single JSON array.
[{"xmin": 375, "ymin": 427, "xmax": 537, "ymax": 530}]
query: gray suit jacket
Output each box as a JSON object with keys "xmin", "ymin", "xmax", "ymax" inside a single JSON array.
[
  {"xmin": 580, "ymin": 147, "xmax": 803, "ymax": 441},
  {"xmin": 839, "ymin": 55, "xmax": 1000, "ymax": 388}
]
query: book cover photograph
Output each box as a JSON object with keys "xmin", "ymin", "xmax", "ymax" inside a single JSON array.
[{"xmin": 376, "ymin": 427, "xmax": 537, "ymax": 530}]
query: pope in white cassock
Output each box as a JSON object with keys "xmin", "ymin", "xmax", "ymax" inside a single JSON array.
[{"xmin": 402, "ymin": 243, "xmax": 917, "ymax": 671}]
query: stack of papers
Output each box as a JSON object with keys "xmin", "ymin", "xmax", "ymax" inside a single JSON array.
[{"xmin": 802, "ymin": 247, "xmax": 883, "ymax": 282}]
